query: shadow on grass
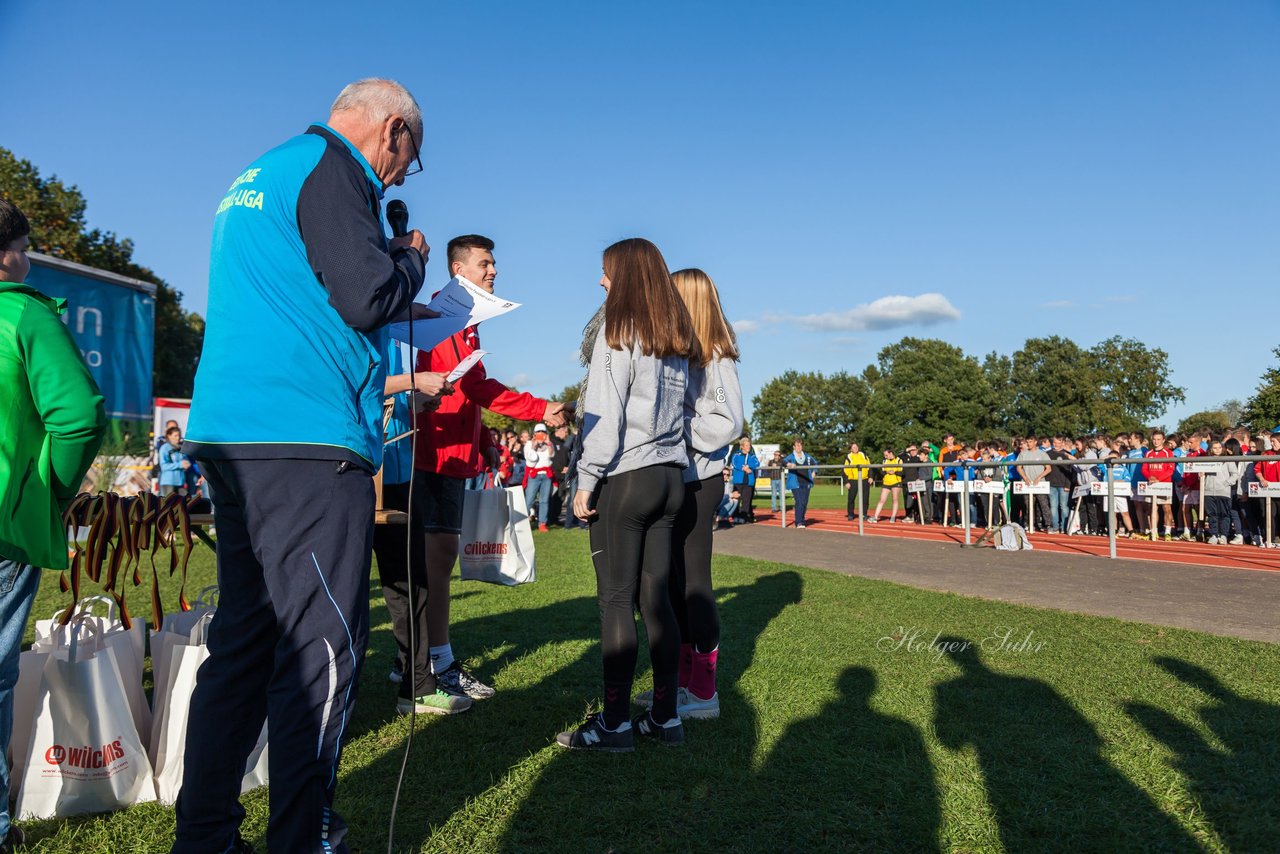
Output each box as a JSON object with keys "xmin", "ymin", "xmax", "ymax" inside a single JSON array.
[
  {"xmin": 1126, "ymin": 656, "xmax": 1280, "ymax": 851},
  {"xmin": 752, "ymin": 666, "xmax": 941, "ymax": 851},
  {"xmin": 338, "ymin": 591, "xmax": 603, "ymax": 851},
  {"xmin": 933, "ymin": 637, "xmax": 1199, "ymax": 852},
  {"xmin": 496, "ymin": 571, "xmax": 935, "ymax": 852}
]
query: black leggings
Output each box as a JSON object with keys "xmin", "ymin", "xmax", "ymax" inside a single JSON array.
[
  {"xmin": 671, "ymin": 474, "xmax": 722, "ymax": 653},
  {"xmin": 589, "ymin": 465, "xmax": 684, "ymax": 711}
]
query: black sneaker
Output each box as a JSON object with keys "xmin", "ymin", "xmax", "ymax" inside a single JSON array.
[
  {"xmin": 388, "ymin": 656, "xmax": 404, "ymax": 684},
  {"xmin": 435, "ymin": 661, "xmax": 496, "ymax": 700},
  {"xmin": 632, "ymin": 712, "xmax": 685, "ymax": 746},
  {"xmin": 556, "ymin": 713, "xmax": 634, "ymax": 752}
]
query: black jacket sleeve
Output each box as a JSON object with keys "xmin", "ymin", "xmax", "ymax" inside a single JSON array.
[{"xmin": 296, "ymin": 145, "xmax": 425, "ymax": 333}]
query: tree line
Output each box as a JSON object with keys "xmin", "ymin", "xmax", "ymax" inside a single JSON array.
[
  {"xmin": 752, "ymin": 336, "xmax": 1280, "ymax": 465},
  {"xmin": 1, "ymin": 147, "xmax": 204, "ymax": 398}
]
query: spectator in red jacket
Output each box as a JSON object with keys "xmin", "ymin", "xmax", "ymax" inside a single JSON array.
[
  {"xmin": 411, "ymin": 234, "xmax": 567, "ymax": 701},
  {"xmin": 1142, "ymin": 430, "xmax": 1177, "ymax": 541},
  {"xmin": 1256, "ymin": 433, "xmax": 1280, "ymax": 548}
]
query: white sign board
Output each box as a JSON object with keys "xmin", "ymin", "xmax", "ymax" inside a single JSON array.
[
  {"xmin": 1138, "ymin": 481, "xmax": 1173, "ymax": 498},
  {"xmin": 1090, "ymin": 481, "xmax": 1133, "ymax": 497},
  {"xmin": 1013, "ymin": 482, "xmax": 1050, "ymax": 495},
  {"xmin": 945, "ymin": 480, "xmax": 967, "ymax": 494},
  {"xmin": 907, "ymin": 481, "xmax": 927, "ymax": 493},
  {"xmin": 1248, "ymin": 482, "xmax": 1280, "ymax": 498},
  {"xmin": 977, "ymin": 481, "xmax": 1006, "ymax": 495},
  {"xmin": 1182, "ymin": 461, "xmax": 1216, "ymax": 473}
]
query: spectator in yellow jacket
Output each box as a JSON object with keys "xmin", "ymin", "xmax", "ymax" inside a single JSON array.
[
  {"xmin": 870, "ymin": 448, "xmax": 904, "ymax": 522},
  {"xmin": 844, "ymin": 442, "xmax": 872, "ymax": 520}
]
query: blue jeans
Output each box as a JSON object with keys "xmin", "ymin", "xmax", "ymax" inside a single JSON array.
[
  {"xmin": 524, "ymin": 474, "xmax": 553, "ymax": 525},
  {"xmin": 1049, "ymin": 486, "xmax": 1068, "ymax": 533},
  {"xmin": 770, "ymin": 480, "xmax": 782, "ymax": 511},
  {"xmin": 791, "ymin": 486, "xmax": 812, "ymax": 526},
  {"xmin": 0, "ymin": 557, "xmax": 42, "ymax": 844}
]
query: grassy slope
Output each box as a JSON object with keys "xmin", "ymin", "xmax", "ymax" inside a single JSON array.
[{"xmin": 20, "ymin": 531, "xmax": 1280, "ymax": 853}]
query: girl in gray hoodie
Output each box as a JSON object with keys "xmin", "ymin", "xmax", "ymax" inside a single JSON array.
[
  {"xmin": 558, "ymin": 238, "xmax": 697, "ymax": 753},
  {"xmin": 643, "ymin": 268, "xmax": 744, "ymax": 722}
]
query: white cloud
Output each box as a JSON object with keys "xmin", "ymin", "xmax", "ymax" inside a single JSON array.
[
  {"xmin": 508, "ymin": 372, "xmax": 533, "ymax": 388},
  {"xmin": 774, "ymin": 293, "xmax": 962, "ymax": 332},
  {"xmin": 731, "ymin": 319, "xmax": 761, "ymax": 334}
]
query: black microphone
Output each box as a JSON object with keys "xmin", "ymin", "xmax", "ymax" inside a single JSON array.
[{"xmin": 386, "ymin": 199, "xmax": 409, "ymax": 238}]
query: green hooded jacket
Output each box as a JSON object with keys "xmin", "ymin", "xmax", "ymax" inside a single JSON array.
[{"xmin": 0, "ymin": 281, "xmax": 106, "ymax": 569}]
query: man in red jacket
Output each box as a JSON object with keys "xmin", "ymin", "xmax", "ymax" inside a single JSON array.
[
  {"xmin": 1142, "ymin": 430, "xmax": 1177, "ymax": 541},
  {"xmin": 412, "ymin": 234, "xmax": 566, "ymax": 699}
]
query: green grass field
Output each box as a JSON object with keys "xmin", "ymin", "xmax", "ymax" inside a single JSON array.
[{"xmin": 18, "ymin": 530, "xmax": 1280, "ymax": 852}]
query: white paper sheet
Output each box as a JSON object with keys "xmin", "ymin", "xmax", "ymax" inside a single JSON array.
[
  {"xmin": 447, "ymin": 349, "xmax": 487, "ymax": 383},
  {"xmin": 389, "ymin": 276, "xmax": 520, "ymax": 349}
]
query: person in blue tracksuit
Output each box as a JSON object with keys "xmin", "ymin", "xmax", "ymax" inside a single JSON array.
[{"xmin": 174, "ymin": 79, "xmax": 433, "ymax": 854}]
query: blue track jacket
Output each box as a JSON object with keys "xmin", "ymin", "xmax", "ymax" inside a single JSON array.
[{"xmin": 185, "ymin": 124, "xmax": 425, "ymax": 470}]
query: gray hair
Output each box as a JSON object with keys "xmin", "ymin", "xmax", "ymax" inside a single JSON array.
[{"xmin": 330, "ymin": 78, "xmax": 422, "ymax": 138}]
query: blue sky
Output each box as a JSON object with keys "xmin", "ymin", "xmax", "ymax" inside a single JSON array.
[{"xmin": 5, "ymin": 0, "xmax": 1278, "ymax": 429}]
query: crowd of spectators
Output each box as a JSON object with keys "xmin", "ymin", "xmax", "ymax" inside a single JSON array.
[{"xmin": 704, "ymin": 427, "xmax": 1280, "ymax": 548}]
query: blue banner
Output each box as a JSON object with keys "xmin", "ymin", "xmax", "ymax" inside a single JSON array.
[{"xmin": 26, "ymin": 256, "xmax": 155, "ymax": 420}]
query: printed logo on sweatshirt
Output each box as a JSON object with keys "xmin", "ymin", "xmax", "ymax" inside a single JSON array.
[{"xmin": 715, "ymin": 387, "xmax": 726, "ymax": 403}]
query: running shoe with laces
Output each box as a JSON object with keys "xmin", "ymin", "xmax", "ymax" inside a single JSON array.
[
  {"xmin": 388, "ymin": 656, "xmax": 404, "ymax": 684},
  {"xmin": 396, "ymin": 689, "xmax": 473, "ymax": 716},
  {"xmin": 435, "ymin": 661, "xmax": 496, "ymax": 700},
  {"xmin": 632, "ymin": 712, "xmax": 685, "ymax": 746},
  {"xmin": 556, "ymin": 713, "xmax": 634, "ymax": 752},
  {"xmin": 677, "ymin": 688, "xmax": 720, "ymax": 720}
]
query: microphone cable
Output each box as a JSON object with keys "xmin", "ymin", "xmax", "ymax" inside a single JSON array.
[{"xmin": 388, "ymin": 223, "xmax": 419, "ymax": 854}]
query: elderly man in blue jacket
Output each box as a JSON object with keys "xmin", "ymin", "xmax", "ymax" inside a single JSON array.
[
  {"xmin": 174, "ymin": 79, "xmax": 448, "ymax": 854},
  {"xmin": 729, "ymin": 437, "xmax": 760, "ymax": 523}
]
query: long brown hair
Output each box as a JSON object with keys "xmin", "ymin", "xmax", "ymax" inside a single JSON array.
[
  {"xmin": 671, "ymin": 268, "xmax": 739, "ymax": 367},
  {"xmin": 602, "ymin": 238, "xmax": 696, "ymax": 359}
]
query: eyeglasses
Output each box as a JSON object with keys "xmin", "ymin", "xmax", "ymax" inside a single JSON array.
[{"xmin": 400, "ymin": 123, "xmax": 423, "ymax": 178}]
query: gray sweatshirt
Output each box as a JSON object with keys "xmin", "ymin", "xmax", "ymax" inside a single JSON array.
[
  {"xmin": 1200, "ymin": 461, "xmax": 1244, "ymax": 499},
  {"xmin": 576, "ymin": 329, "xmax": 689, "ymax": 494},
  {"xmin": 683, "ymin": 356, "xmax": 745, "ymax": 483}
]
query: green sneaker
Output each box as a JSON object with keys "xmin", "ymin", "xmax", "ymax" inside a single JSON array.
[{"xmin": 396, "ymin": 690, "xmax": 473, "ymax": 716}]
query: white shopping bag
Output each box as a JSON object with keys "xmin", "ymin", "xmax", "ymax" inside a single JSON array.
[
  {"xmin": 34, "ymin": 595, "xmax": 150, "ymax": 746},
  {"xmin": 241, "ymin": 722, "xmax": 269, "ymax": 794},
  {"xmin": 9, "ymin": 647, "xmax": 50, "ymax": 786},
  {"xmin": 151, "ymin": 612, "xmax": 214, "ymax": 803},
  {"xmin": 149, "ymin": 597, "xmax": 271, "ymax": 802},
  {"xmin": 15, "ymin": 620, "xmax": 157, "ymax": 819},
  {"xmin": 149, "ymin": 586, "xmax": 219, "ymax": 762},
  {"xmin": 459, "ymin": 486, "xmax": 536, "ymax": 585}
]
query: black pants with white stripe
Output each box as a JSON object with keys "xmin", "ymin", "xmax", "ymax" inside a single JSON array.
[{"xmin": 173, "ymin": 458, "xmax": 373, "ymax": 854}]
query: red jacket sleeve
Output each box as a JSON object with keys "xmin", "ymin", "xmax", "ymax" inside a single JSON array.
[{"xmin": 457, "ymin": 359, "xmax": 547, "ymax": 421}]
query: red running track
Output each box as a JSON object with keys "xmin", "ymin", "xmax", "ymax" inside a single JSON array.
[{"xmin": 745, "ymin": 509, "xmax": 1280, "ymax": 574}]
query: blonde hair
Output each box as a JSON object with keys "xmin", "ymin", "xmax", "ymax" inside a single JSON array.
[{"xmin": 671, "ymin": 268, "xmax": 739, "ymax": 367}]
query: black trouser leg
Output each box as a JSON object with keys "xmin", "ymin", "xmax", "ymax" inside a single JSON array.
[
  {"xmin": 588, "ymin": 465, "xmax": 684, "ymax": 725},
  {"xmin": 372, "ymin": 481, "xmax": 434, "ymax": 698},
  {"xmin": 174, "ymin": 458, "xmax": 372, "ymax": 854},
  {"xmin": 671, "ymin": 475, "xmax": 722, "ymax": 654},
  {"xmin": 736, "ymin": 483, "xmax": 755, "ymax": 522}
]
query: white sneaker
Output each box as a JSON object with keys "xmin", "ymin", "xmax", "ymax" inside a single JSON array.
[
  {"xmin": 1230, "ymin": 535, "xmax": 1244, "ymax": 545},
  {"xmin": 676, "ymin": 688, "xmax": 720, "ymax": 720}
]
